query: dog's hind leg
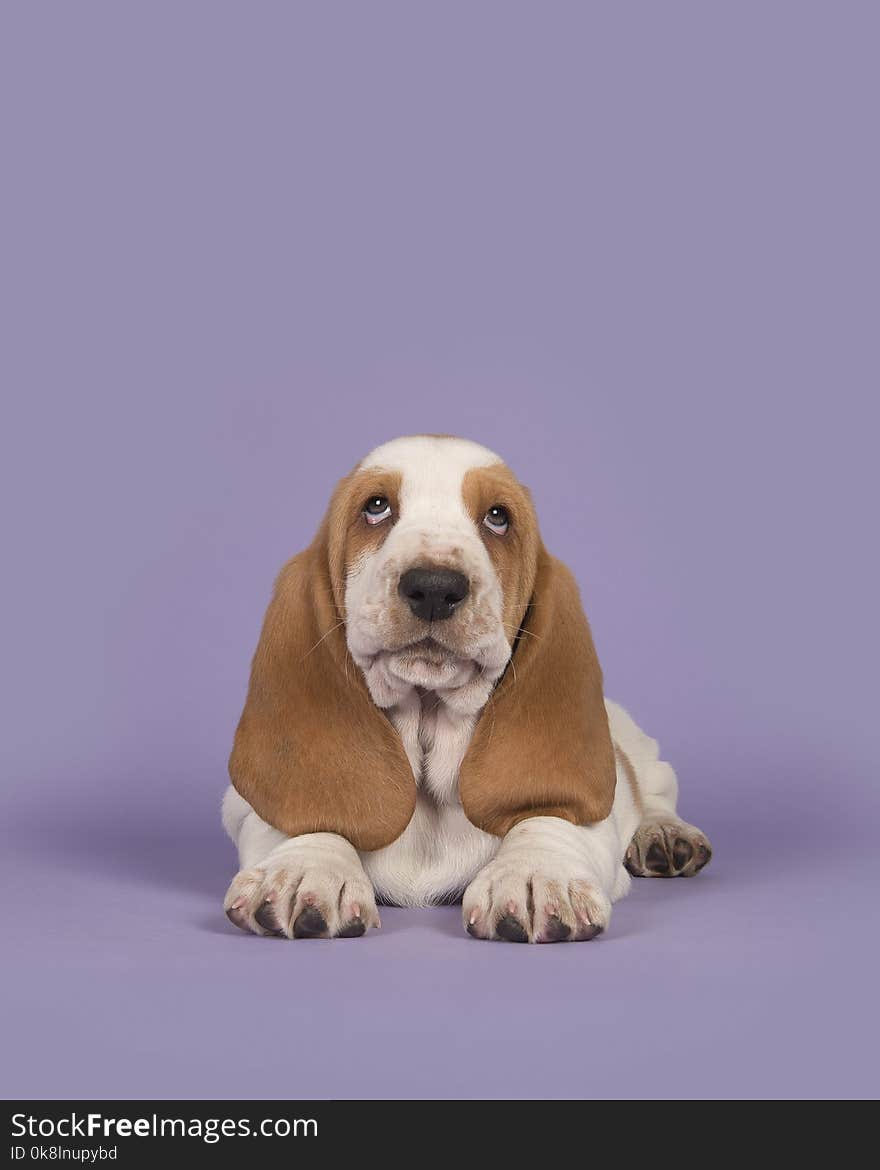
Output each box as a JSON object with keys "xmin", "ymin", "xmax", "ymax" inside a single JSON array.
[{"xmin": 606, "ymin": 699, "xmax": 713, "ymax": 878}]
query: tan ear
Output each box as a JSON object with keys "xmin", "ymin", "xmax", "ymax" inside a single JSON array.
[
  {"xmin": 228, "ymin": 528, "xmax": 416, "ymax": 853},
  {"xmin": 459, "ymin": 548, "xmax": 616, "ymax": 836}
]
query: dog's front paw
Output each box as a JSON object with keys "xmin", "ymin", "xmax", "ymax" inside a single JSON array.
[
  {"xmin": 462, "ymin": 859, "xmax": 610, "ymax": 944},
  {"xmin": 224, "ymin": 858, "xmax": 380, "ymax": 939}
]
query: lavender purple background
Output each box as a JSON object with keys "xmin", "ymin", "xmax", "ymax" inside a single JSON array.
[{"xmin": 2, "ymin": 3, "xmax": 877, "ymax": 1100}]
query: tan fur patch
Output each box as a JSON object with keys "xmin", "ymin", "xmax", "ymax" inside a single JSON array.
[
  {"xmin": 228, "ymin": 470, "xmax": 414, "ymax": 852},
  {"xmin": 461, "ymin": 465, "xmax": 540, "ymax": 643},
  {"xmin": 460, "ymin": 549, "xmax": 618, "ymax": 836},
  {"xmin": 326, "ymin": 468, "xmax": 403, "ymax": 594}
]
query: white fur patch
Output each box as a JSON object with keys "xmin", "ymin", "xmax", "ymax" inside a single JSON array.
[
  {"xmin": 341, "ymin": 436, "xmax": 514, "ymax": 903},
  {"xmin": 360, "ymin": 434, "xmax": 502, "ymax": 482},
  {"xmin": 358, "ymin": 690, "xmax": 493, "ymax": 905},
  {"xmin": 346, "ymin": 436, "xmax": 511, "ymax": 711}
]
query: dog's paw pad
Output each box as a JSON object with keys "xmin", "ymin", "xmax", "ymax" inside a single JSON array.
[
  {"xmin": 292, "ymin": 906, "xmax": 329, "ymax": 939},
  {"xmin": 537, "ymin": 914, "xmax": 572, "ymax": 943},
  {"xmin": 495, "ymin": 913, "xmax": 529, "ymax": 943},
  {"xmin": 254, "ymin": 900, "xmax": 286, "ymax": 936},
  {"xmin": 336, "ymin": 916, "xmax": 367, "ymax": 938}
]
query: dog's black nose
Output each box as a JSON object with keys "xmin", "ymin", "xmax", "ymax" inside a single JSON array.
[{"xmin": 398, "ymin": 567, "xmax": 470, "ymax": 622}]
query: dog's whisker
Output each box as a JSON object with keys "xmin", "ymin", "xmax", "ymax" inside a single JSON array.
[
  {"xmin": 501, "ymin": 622, "xmax": 542, "ymax": 641},
  {"xmin": 300, "ymin": 620, "xmax": 347, "ymax": 660}
]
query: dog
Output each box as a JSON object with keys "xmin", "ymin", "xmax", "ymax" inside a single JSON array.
[{"xmin": 222, "ymin": 435, "xmax": 711, "ymax": 943}]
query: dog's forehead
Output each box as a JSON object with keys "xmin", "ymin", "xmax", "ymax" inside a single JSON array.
[{"xmin": 359, "ymin": 436, "xmax": 505, "ymax": 508}]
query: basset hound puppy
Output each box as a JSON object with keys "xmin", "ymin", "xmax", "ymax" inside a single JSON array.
[{"xmin": 222, "ymin": 435, "xmax": 711, "ymax": 943}]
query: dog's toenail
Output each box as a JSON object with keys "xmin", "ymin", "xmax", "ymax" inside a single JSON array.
[{"xmin": 225, "ymin": 907, "xmax": 248, "ymax": 931}]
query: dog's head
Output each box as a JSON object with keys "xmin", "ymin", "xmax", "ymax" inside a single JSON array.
[
  {"xmin": 230, "ymin": 436, "xmax": 615, "ymax": 850},
  {"xmin": 339, "ymin": 436, "xmax": 538, "ymax": 710}
]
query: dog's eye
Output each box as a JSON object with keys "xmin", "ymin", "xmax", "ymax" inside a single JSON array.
[
  {"xmin": 363, "ymin": 495, "xmax": 392, "ymax": 525},
  {"xmin": 483, "ymin": 505, "xmax": 510, "ymax": 535}
]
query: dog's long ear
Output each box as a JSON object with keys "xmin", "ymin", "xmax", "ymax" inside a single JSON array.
[
  {"xmin": 459, "ymin": 548, "xmax": 616, "ymax": 836},
  {"xmin": 228, "ymin": 520, "xmax": 416, "ymax": 853}
]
